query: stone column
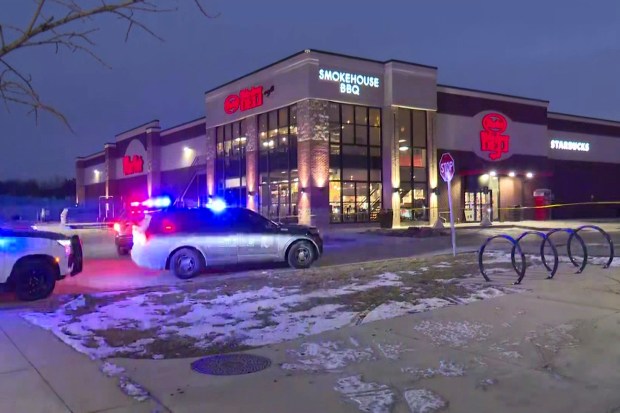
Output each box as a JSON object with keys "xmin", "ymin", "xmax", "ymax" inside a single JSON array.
[
  {"xmin": 297, "ymin": 99, "xmax": 330, "ymax": 228},
  {"xmin": 427, "ymin": 111, "xmax": 440, "ymax": 226},
  {"xmin": 75, "ymin": 159, "xmax": 85, "ymax": 205},
  {"xmin": 146, "ymin": 126, "xmax": 162, "ymax": 198},
  {"xmin": 205, "ymin": 127, "xmax": 216, "ymax": 198},
  {"xmin": 244, "ymin": 115, "xmax": 259, "ymax": 211},
  {"xmin": 381, "ymin": 106, "xmax": 401, "ymax": 228}
]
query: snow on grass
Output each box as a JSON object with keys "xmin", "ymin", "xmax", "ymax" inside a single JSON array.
[
  {"xmin": 281, "ymin": 341, "xmax": 375, "ymax": 372},
  {"xmin": 335, "ymin": 375, "xmax": 394, "ymax": 413},
  {"xmin": 22, "ymin": 253, "xmax": 517, "ymax": 359},
  {"xmin": 412, "ymin": 320, "xmax": 492, "ymax": 348},
  {"xmin": 23, "ymin": 272, "xmax": 402, "ymax": 359},
  {"xmin": 404, "ymin": 389, "xmax": 447, "ymax": 413}
]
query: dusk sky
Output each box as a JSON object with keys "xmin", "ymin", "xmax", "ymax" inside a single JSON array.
[{"xmin": 1, "ymin": 0, "xmax": 619, "ymax": 180}]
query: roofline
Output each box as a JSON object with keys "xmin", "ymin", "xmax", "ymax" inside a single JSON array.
[
  {"xmin": 204, "ymin": 49, "xmax": 438, "ymax": 95},
  {"xmin": 548, "ymin": 111, "xmax": 620, "ymax": 126},
  {"xmin": 437, "ymin": 84, "xmax": 549, "ymax": 104},
  {"xmin": 114, "ymin": 119, "xmax": 160, "ymax": 138},
  {"xmin": 76, "ymin": 150, "xmax": 105, "ymax": 161},
  {"xmin": 161, "ymin": 116, "xmax": 206, "ymax": 136}
]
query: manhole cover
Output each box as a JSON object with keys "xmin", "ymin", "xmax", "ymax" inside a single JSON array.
[{"xmin": 191, "ymin": 354, "xmax": 271, "ymax": 376}]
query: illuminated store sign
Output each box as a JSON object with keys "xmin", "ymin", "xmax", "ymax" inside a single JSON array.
[
  {"xmin": 224, "ymin": 85, "xmax": 269, "ymax": 114},
  {"xmin": 318, "ymin": 69, "xmax": 380, "ymax": 96},
  {"xmin": 550, "ymin": 139, "xmax": 590, "ymax": 152},
  {"xmin": 480, "ymin": 113, "xmax": 510, "ymax": 161},
  {"xmin": 123, "ymin": 155, "xmax": 143, "ymax": 176}
]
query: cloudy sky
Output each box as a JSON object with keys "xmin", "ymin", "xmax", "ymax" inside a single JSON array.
[{"xmin": 1, "ymin": 0, "xmax": 619, "ymax": 179}]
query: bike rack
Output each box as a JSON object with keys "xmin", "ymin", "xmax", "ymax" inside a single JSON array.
[
  {"xmin": 478, "ymin": 226, "xmax": 614, "ymax": 284},
  {"xmin": 542, "ymin": 228, "xmax": 588, "ymax": 274},
  {"xmin": 510, "ymin": 231, "xmax": 559, "ymax": 282},
  {"xmin": 478, "ymin": 234, "xmax": 526, "ymax": 284},
  {"xmin": 567, "ymin": 225, "xmax": 614, "ymax": 269}
]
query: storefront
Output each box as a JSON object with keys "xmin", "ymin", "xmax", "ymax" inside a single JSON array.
[{"xmin": 76, "ymin": 49, "xmax": 620, "ymax": 225}]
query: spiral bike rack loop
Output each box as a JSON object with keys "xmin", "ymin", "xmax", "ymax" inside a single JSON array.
[
  {"xmin": 509, "ymin": 231, "xmax": 560, "ymax": 283},
  {"xmin": 567, "ymin": 225, "xmax": 614, "ymax": 269},
  {"xmin": 541, "ymin": 228, "xmax": 588, "ymax": 274},
  {"xmin": 478, "ymin": 234, "xmax": 526, "ymax": 284}
]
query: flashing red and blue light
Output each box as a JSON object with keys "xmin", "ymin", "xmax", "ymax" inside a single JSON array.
[{"xmin": 206, "ymin": 198, "xmax": 227, "ymax": 213}]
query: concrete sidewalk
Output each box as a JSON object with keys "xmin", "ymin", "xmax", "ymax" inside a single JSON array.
[
  {"xmin": 4, "ymin": 263, "xmax": 620, "ymax": 412},
  {"xmin": 0, "ymin": 312, "xmax": 163, "ymax": 413},
  {"xmin": 108, "ymin": 265, "xmax": 620, "ymax": 413}
]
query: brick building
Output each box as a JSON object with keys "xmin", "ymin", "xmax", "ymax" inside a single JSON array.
[{"xmin": 76, "ymin": 49, "xmax": 620, "ymax": 226}]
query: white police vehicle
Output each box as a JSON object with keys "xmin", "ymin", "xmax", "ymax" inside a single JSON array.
[{"xmin": 0, "ymin": 225, "xmax": 83, "ymax": 301}]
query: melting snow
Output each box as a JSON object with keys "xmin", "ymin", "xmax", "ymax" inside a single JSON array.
[
  {"xmin": 119, "ymin": 377, "xmax": 149, "ymax": 402},
  {"xmin": 335, "ymin": 375, "xmax": 395, "ymax": 413},
  {"xmin": 413, "ymin": 320, "xmax": 492, "ymax": 347},
  {"xmin": 281, "ymin": 341, "xmax": 375, "ymax": 372},
  {"xmin": 100, "ymin": 361, "xmax": 125, "ymax": 377},
  {"xmin": 361, "ymin": 298, "xmax": 452, "ymax": 324},
  {"xmin": 402, "ymin": 360, "xmax": 465, "ymax": 379},
  {"xmin": 404, "ymin": 389, "xmax": 447, "ymax": 413},
  {"xmin": 23, "ymin": 272, "xmax": 402, "ymax": 359}
]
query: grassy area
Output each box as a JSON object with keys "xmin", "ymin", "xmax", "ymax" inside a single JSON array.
[{"xmin": 24, "ymin": 252, "xmax": 519, "ymax": 360}]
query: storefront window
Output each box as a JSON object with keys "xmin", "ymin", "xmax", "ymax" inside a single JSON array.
[
  {"xmin": 398, "ymin": 108, "xmax": 428, "ymax": 222},
  {"xmin": 259, "ymin": 104, "xmax": 298, "ymax": 222},
  {"xmin": 215, "ymin": 121, "xmax": 247, "ymax": 207},
  {"xmin": 329, "ymin": 102, "xmax": 382, "ymax": 223}
]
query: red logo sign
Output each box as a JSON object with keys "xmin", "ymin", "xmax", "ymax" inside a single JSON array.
[
  {"xmin": 439, "ymin": 153, "xmax": 455, "ymax": 182},
  {"xmin": 480, "ymin": 113, "xmax": 510, "ymax": 160},
  {"xmin": 123, "ymin": 155, "xmax": 143, "ymax": 176},
  {"xmin": 224, "ymin": 86, "xmax": 264, "ymax": 114}
]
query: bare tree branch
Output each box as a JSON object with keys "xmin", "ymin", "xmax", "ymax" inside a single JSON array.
[{"xmin": 0, "ymin": 0, "xmax": 218, "ymax": 129}]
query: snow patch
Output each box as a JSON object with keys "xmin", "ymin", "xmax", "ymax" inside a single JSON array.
[
  {"xmin": 404, "ymin": 389, "xmax": 447, "ymax": 413},
  {"xmin": 362, "ymin": 298, "xmax": 452, "ymax": 324},
  {"xmin": 376, "ymin": 343, "xmax": 406, "ymax": 360},
  {"xmin": 119, "ymin": 377, "xmax": 149, "ymax": 402},
  {"xmin": 413, "ymin": 320, "xmax": 491, "ymax": 347},
  {"xmin": 335, "ymin": 375, "xmax": 394, "ymax": 413},
  {"xmin": 100, "ymin": 361, "xmax": 125, "ymax": 377},
  {"xmin": 401, "ymin": 360, "xmax": 464, "ymax": 379},
  {"xmin": 281, "ymin": 341, "xmax": 375, "ymax": 372}
]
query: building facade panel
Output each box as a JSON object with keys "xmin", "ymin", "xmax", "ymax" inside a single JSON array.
[{"xmin": 76, "ymin": 49, "xmax": 620, "ymax": 224}]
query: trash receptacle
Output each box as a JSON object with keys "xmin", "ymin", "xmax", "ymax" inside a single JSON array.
[{"xmin": 378, "ymin": 209, "xmax": 393, "ymax": 229}]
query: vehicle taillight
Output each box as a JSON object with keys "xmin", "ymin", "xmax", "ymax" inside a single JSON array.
[
  {"xmin": 113, "ymin": 222, "xmax": 121, "ymax": 233},
  {"xmin": 162, "ymin": 219, "xmax": 175, "ymax": 233}
]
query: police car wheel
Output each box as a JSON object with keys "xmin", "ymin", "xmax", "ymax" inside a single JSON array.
[
  {"xmin": 14, "ymin": 258, "xmax": 57, "ymax": 301},
  {"xmin": 287, "ymin": 241, "xmax": 315, "ymax": 269},
  {"xmin": 170, "ymin": 248, "xmax": 203, "ymax": 279}
]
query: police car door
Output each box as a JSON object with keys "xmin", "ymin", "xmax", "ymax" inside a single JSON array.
[{"xmin": 234, "ymin": 209, "xmax": 279, "ymax": 262}]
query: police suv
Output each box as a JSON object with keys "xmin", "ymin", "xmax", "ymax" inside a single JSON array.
[{"xmin": 0, "ymin": 225, "xmax": 83, "ymax": 301}]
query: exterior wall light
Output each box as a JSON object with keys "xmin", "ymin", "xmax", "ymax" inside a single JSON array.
[
  {"xmin": 301, "ymin": 187, "xmax": 307, "ymax": 194},
  {"xmin": 490, "ymin": 170, "xmax": 497, "ymax": 177},
  {"xmin": 526, "ymin": 172, "xmax": 534, "ymax": 179},
  {"xmin": 431, "ymin": 187, "xmax": 440, "ymax": 196},
  {"xmin": 508, "ymin": 171, "xmax": 516, "ymax": 177}
]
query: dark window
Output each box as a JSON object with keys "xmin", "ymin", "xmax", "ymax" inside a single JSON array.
[{"xmin": 215, "ymin": 120, "xmax": 247, "ymax": 207}]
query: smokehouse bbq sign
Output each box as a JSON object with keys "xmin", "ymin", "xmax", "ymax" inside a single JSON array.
[{"xmin": 318, "ymin": 69, "xmax": 380, "ymax": 96}]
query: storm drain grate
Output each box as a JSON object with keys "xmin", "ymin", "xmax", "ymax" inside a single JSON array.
[{"xmin": 191, "ymin": 354, "xmax": 272, "ymax": 376}]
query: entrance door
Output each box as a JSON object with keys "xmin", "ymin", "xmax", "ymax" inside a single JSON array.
[{"xmin": 464, "ymin": 190, "xmax": 494, "ymax": 222}]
